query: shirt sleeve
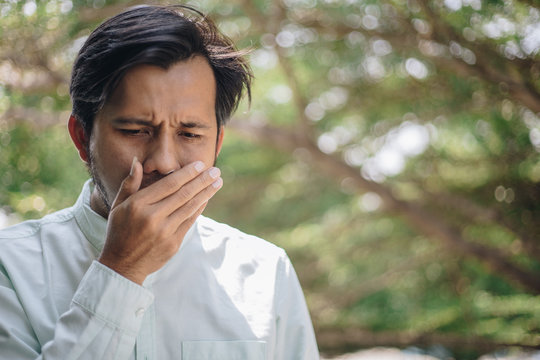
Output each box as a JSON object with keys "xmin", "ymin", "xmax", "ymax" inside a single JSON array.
[
  {"xmin": 0, "ymin": 261, "xmax": 154, "ymax": 360},
  {"xmin": 274, "ymin": 252, "xmax": 320, "ymax": 360}
]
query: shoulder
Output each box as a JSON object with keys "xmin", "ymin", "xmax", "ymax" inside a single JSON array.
[
  {"xmin": 196, "ymin": 215, "xmax": 287, "ymax": 261},
  {"xmin": 0, "ymin": 207, "xmax": 75, "ymax": 245}
]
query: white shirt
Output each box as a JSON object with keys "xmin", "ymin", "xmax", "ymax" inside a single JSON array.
[{"xmin": 0, "ymin": 180, "xmax": 319, "ymax": 359}]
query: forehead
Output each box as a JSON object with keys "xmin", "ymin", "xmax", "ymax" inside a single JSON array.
[{"xmin": 100, "ymin": 56, "xmax": 217, "ymax": 125}]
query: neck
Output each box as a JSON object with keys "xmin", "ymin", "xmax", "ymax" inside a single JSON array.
[{"xmin": 90, "ymin": 188, "xmax": 110, "ymax": 219}]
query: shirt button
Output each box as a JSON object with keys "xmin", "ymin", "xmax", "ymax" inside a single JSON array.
[{"xmin": 135, "ymin": 308, "xmax": 145, "ymax": 317}]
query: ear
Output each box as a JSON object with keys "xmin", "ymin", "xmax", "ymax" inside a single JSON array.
[
  {"xmin": 215, "ymin": 126, "xmax": 225, "ymax": 158},
  {"xmin": 68, "ymin": 114, "xmax": 90, "ymax": 163}
]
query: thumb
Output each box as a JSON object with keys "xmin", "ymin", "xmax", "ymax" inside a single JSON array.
[{"xmin": 111, "ymin": 156, "xmax": 142, "ymax": 209}]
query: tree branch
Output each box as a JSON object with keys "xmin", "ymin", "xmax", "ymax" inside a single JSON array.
[
  {"xmin": 285, "ymin": 1, "xmax": 540, "ymax": 113},
  {"xmin": 416, "ymin": 0, "xmax": 540, "ymax": 113},
  {"xmin": 320, "ymin": 249, "xmax": 441, "ymax": 309},
  {"xmin": 238, "ymin": 0, "xmax": 315, "ymax": 136},
  {"xmin": 424, "ymin": 191, "xmax": 540, "ymax": 261},
  {"xmin": 230, "ymin": 119, "xmax": 540, "ymax": 294}
]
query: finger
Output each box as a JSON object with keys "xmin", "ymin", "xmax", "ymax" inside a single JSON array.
[
  {"xmin": 167, "ymin": 176, "xmax": 222, "ymax": 226},
  {"xmin": 138, "ymin": 161, "xmax": 207, "ymax": 203},
  {"xmin": 173, "ymin": 201, "xmax": 208, "ymax": 240},
  {"xmin": 157, "ymin": 167, "xmax": 221, "ymax": 216},
  {"xmin": 111, "ymin": 156, "xmax": 142, "ymax": 209}
]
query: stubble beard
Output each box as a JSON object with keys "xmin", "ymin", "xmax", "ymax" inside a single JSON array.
[{"xmin": 88, "ymin": 149, "xmax": 113, "ymax": 214}]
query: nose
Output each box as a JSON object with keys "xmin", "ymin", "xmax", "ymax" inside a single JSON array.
[{"xmin": 142, "ymin": 134, "xmax": 180, "ymax": 175}]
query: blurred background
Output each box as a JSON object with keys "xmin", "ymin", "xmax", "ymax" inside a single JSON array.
[{"xmin": 1, "ymin": 0, "xmax": 540, "ymax": 358}]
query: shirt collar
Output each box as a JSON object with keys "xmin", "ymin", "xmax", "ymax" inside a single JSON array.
[{"xmin": 73, "ymin": 179, "xmax": 108, "ymax": 251}]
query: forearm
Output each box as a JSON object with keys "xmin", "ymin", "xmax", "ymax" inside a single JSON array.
[{"xmin": 0, "ymin": 261, "xmax": 153, "ymax": 360}]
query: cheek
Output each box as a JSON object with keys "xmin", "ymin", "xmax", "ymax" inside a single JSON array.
[
  {"xmin": 182, "ymin": 142, "xmax": 217, "ymax": 165},
  {"xmin": 92, "ymin": 138, "xmax": 134, "ymax": 180}
]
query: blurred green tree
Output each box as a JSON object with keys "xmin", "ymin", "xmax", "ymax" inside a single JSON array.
[{"xmin": 1, "ymin": 0, "xmax": 539, "ymax": 358}]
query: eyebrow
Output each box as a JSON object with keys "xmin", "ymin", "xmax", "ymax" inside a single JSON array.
[{"xmin": 111, "ymin": 117, "xmax": 211, "ymax": 129}]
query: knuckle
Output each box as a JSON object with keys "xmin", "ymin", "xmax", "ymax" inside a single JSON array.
[
  {"xmin": 169, "ymin": 164, "xmax": 199, "ymax": 187},
  {"xmin": 183, "ymin": 200, "xmax": 197, "ymax": 214},
  {"xmin": 153, "ymin": 227, "xmax": 165, "ymax": 242},
  {"xmin": 185, "ymin": 196, "xmax": 205, "ymax": 215},
  {"xmin": 172, "ymin": 200, "xmax": 196, "ymax": 221},
  {"xmin": 163, "ymin": 238, "xmax": 180, "ymax": 255},
  {"xmin": 124, "ymin": 200, "xmax": 140, "ymax": 215},
  {"xmin": 131, "ymin": 200, "xmax": 142, "ymax": 212},
  {"xmin": 176, "ymin": 186, "xmax": 193, "ymax": 202},
  {"xmin": 139, "ymin": 212, "xmax": 156, "ymax": 230}
]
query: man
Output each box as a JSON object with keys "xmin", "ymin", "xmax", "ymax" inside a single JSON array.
[{"xmin": 0, "ymin": 5, "xmax": 319, "ymax": 359}]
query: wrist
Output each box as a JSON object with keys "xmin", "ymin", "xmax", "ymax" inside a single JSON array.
[{"xmin": 97, "ymin": 257, "xmax": 147, "ymax": 285}]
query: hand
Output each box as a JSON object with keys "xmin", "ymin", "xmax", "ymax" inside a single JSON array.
[{"xmin": 98, "ymin": 157, "xmax": 223, "ymax": 285}]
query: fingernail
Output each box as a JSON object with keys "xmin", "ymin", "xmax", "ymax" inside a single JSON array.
[
  {"xmin": 130, "ymin": 156, "xmax": 138, "ymax": 176},
  {"xmin": 212, "ymin": 177, "xmax": 223, "ymax": 189},
  {"xmin": 194, "ymin": 161, "xmax": 205, "ymax": 172},
  {"xmin": 209, "ymin": 167, "xmax": 220, "ymax": 179}
]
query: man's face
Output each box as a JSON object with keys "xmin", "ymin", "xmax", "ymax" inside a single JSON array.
[{"xmin": 85, "ymin": 56, "xmax": 223, "ymax": 214}]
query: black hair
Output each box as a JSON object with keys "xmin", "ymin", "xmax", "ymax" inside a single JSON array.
[{"xmin": 70, "ymin": 5, "xmax": 252, "ymax": 137}]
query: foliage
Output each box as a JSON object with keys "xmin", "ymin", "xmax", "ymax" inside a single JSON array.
[{"xmin": 1, "ymin": 0, "xmax": 540, "ymax": 358}]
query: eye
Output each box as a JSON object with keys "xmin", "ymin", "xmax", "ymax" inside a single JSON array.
[
  {"xmin": 179, "ymin": 131, "xmax": 201, "ymax": 139},
  {"xmin": 119, "ymin": 129, "xmax": 149, "ymax": 136}
]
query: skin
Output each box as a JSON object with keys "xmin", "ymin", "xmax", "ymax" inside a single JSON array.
[{"xmin": 68, "ymin": 56, "xmax": 224, "ymax": 285}]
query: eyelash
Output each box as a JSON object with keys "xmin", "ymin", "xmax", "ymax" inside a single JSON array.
[
  {"xmin": 120, "ymin": 129, "xmax": 145, "ymax": 135},
  {"xmin": 119, "ymin": 129, "xmax": 201, "ymax": 139},
  {"xmin": 180, "ymin": 131, "xmax": 201, "ymax": 139}
]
